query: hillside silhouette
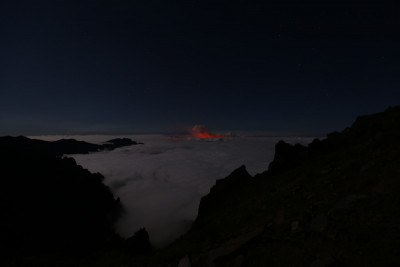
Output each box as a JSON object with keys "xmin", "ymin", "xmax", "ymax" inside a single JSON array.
[
  {"xmin": 154, "ymin": 106, "xmax": 400, "ymax": 266},
  {"xmin": 0, "ymin": 136, "xmax": 150, "ymax": 265},
  {"xmin": 1, "ymin": 106, "xmax": 400, "ymax": 266}
]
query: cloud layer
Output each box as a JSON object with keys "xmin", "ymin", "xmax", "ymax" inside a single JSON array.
[{"xmin": 35, "ymin": 134, "xmax": 314, "ymax": 247}]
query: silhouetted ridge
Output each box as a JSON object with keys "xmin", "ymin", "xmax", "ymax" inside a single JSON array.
[
  {"xmin": 0, "ymin": 136, "xmax": 145, "ymax": 263},
  {"xmin": 0, "ymin": 136, "xmax": 140, "ymax": 157},
  {"xmin": 103, "ymin": 138, "xmax": 143, "ymax": 150},
  {"xmin": 268, "ymin": 106, "xmax": 400, "ymax": 174},
  {"xmin": 154, "ymin": 106, "xmax": 400, "ymax": 267},
  {"xmin": 197, "ymin": 165, "xmax": 251, "ymax": 221},
  {"xmin": 268, "ymin": 141, "xmax": 307, "ymax": 173}
]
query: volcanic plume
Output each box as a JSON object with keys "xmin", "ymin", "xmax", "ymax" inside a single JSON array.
[{"xmin": 190, "ymin": 125, "xmax": 225, "ymax": 139}]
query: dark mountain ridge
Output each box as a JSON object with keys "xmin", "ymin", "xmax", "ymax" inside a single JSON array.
[
  {"xmin": 1, "ymin": 106, "xmax": 399, "ymax": 266},
  {"xmin": 153, "ymin": 106, "xmax": 400, "ymax": 266},
  {"xmin": 0, "ymin": 136, "xmax": 142, "ymax": 157},
  {"xmin": 0, "ymin": 136, "xmax": 150, "ymax": 265}
]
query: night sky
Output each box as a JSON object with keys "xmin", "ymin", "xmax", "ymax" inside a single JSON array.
[{"xmin": 1, "ymin": 0, "xmax": 398, "ymax": 135}]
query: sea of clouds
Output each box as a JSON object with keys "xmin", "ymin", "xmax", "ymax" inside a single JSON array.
[{"xmin": 32, "ymin": 134, "xmax": 315, "ymax": 247}]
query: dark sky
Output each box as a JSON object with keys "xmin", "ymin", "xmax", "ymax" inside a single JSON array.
[{"xmin": 1, "ymin": 0, "xmax": 399, "ymax": 135}]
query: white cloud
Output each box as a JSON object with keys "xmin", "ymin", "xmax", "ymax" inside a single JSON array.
[{"xmin": 35, "ymin": 134, "xmax": 314, "ymax": 247}]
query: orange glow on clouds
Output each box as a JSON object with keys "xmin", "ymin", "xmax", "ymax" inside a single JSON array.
[{"xmin": 190, "ymin": 125, "xmax": 225, "ymax": 139}]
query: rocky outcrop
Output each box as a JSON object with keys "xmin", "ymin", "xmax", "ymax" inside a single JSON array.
[
  {"xmin": 268, "ymin": 141, "xmax": 307, "ymax": 173},
  {"xmin": 197, "ymin": 165, "xmax": 252, "ymax": 221},
  {"xmin": 154, "ymin": 106, "xmax": 400, "ymax": 267}
]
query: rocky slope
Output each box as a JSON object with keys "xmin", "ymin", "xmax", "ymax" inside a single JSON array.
[
  {"xmin": 153, "ymin": 106, "xmax": 400, "ymax": 266},
  {"xmin": 0, "ymin": 136, "xmax": 148, "ymax": 265}
]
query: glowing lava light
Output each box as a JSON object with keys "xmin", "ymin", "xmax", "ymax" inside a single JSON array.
[{"xmin": 190, "ymin": 125, "xmax": 225, "ymax": 138}]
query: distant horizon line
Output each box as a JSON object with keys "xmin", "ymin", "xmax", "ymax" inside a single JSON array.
[
  {"xmin": 11, "ymin": 130, "xmax": 326, "ymax": 138},
  {"xmin": 1, "ymin": 128, "xmax": 330, "ymax": 139}
]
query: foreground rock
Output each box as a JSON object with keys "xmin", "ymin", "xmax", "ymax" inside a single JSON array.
[
  {"xmin": 0, "ymin": 136, "xmax": 146, "ymax": 265},
  {"xmin": 153, "ymin": 106, "xmax": 400, "ymax": 266}
]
